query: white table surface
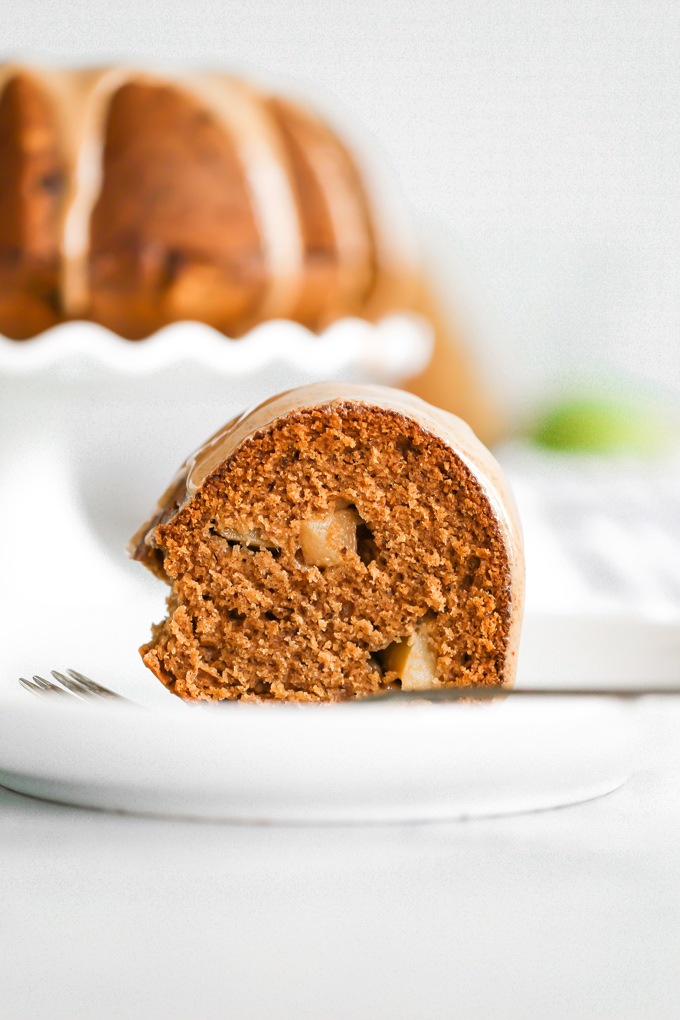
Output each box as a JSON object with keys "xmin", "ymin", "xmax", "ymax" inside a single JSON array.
[{"xmin": 1, "ymin": 699, "xmax": 679, "ymax": 1020}]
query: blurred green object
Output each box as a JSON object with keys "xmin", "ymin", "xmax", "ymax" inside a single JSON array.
[{"xmin": 530, "ymin": 393, "xmax": 675, "ymax": 454}]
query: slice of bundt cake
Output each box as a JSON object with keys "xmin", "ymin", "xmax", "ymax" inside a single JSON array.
[{"xmin": 130, "ymin": 384, "xmax": 524, "ymax": 702}]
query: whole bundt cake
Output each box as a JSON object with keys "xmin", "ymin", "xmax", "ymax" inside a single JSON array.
[
  {"xmin": 0, "ymin": 64, "xmax": 501, "ymax": 440},
  {"xmin": 0, "ymin": 64, "xmax": 416, "ymax": 340}
]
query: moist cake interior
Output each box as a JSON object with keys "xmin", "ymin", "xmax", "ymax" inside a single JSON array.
[{"xmin": 141, "ymin": 403, "xmax": 511, "ymax": 701}]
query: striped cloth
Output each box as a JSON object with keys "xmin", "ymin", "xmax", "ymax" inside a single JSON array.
[{"xmin": 498, "ymin": 443, "xmax": 680, "ymax": 622}]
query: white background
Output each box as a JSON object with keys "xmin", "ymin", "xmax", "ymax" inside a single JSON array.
[{"xmin": 1, "ymin": 0, "xmax": 679, "ymax": 411}]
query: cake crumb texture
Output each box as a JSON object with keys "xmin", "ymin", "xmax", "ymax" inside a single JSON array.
[{"xmin": 141, "ymin": 404, "xmax": 511, "ymax": 701}]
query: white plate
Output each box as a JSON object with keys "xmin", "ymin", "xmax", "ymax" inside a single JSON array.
[
  {"xmin": 0, "ymin": 691, "xmax": 638, "ymax": 823},
  {"xmin": 0, "ymin": 321, "xmax": 672, "ymax": 822},
  {"xmin": 3, "ymin": 611, "xmax": 674, "ymax": 822}
]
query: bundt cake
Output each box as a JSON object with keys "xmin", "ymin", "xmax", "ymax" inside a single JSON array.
[
  {"xmin": 0, "ymin": 64, "xmax": 415, "ymax": 339},
  {"xmin": 130, "ymin": 383, "xmax": 524, "ymax": 702},
  {"xmin": 0, "ymin": 63, "xmax": 502, "ymax": 441}
]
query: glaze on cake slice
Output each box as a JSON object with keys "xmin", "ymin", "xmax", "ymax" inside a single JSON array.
[{"xmin": 130, "ymin": 384, "xmax": 524, "ymax": 701}]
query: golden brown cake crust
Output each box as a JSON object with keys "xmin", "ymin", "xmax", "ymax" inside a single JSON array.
[{"xmin": 134, "ymin": 389, "xmax": 522, "ymax": 702}]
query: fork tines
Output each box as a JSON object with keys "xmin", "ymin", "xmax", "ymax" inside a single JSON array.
[
  {"xmin": 19, "ymin": 676, "xmax": 72, "ymax": 699},
  {"xmin": 19, "ymin": 669, "xmax": 135, "ymax": 705},
  {"xmin": 65, "ymin": 669, "xmax": 126, "ymax": 698},
  {"xmin": 51, "ymin": 669, "xmax": 113, "ymax": 700}
]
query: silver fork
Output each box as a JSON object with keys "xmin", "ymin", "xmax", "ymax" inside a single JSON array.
[
  {"xmin": 17, "ymin": 671, "xmax": 680, "ymax": 706},
  {"xmin": 19, "ymin": 669, "xmax": 139, "ymax": 706}
]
